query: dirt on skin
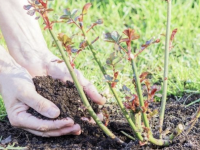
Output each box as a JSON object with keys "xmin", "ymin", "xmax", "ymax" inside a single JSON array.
[{"xmin": 0, "ymin": 76, "xmax": 200, "ymax": 150}]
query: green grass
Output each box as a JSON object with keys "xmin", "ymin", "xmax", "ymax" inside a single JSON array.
[
  {"xmin": 0, "ymin": 0, "xmax": 200, "ymax": 114},
  {"xmin": 45, "ymin": 0, "xmax": 200, "ymax": 96}
]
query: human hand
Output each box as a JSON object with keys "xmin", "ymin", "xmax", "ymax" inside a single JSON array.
[
  {"xmin": 0, "ymin": 55, "xmax": 81, "ymax": 137},
  {"xmin": 22, "ymin": 50, "xmax": 106, "ymax": 106}
]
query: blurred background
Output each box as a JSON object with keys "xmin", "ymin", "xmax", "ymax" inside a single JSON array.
[{"xmin": 0, "ymin": 0, "xmax": 200, "ymax": 117}]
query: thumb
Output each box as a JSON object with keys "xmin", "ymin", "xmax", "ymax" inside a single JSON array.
[{"xmin": 18, "ymin": 90, "xmax": 60, "ymax": 118}]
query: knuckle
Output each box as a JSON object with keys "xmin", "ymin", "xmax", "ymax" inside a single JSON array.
[
  {"xmin": 35, "ymin": 100, "xmax": 46, "ymax": 113},
  {"xmin": 9, "ymin": 117, "xmax": 20, "ymax": 127},
  {"xmin": 37, "ymin": 125, "xmax": 49, "ymax": 132}
]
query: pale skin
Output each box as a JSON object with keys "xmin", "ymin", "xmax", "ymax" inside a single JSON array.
[{"xmin": 0, "ymin": 0, "xmax": 105, "ymax": 137}]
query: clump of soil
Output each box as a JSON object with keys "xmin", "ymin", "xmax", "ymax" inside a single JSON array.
[
  {"xmin": 27, "ymin": 76, "xmax": 100, "ymax": 124},
  {"xmin": 0, "ymin": 76, "xmax": 200, "ymax": 150}
]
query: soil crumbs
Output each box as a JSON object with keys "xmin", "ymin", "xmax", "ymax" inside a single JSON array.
[{"xmin": 0, "ymin": 76, "xmax": 200, "ymax": 150}]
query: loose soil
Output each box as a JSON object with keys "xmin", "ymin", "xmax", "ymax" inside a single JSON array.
[{"xmin": 0, "ymin": 76, "xmax": 200, "ymax": 150}]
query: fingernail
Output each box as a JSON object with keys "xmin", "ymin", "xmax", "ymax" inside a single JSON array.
[{"xmin": 48, "ymin": 106, "xmax": 60, "ymax": 118}]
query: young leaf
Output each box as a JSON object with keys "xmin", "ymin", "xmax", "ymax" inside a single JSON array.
[
  {"xmin": 71, "ymin": 9, "xmax": 79, "ymax": 17},
  {"xmin": 169, "ymin": 28, "xmax": 178, "ymax": 51},
  {"xmin": 79, "ymin": 41, "xmax": 88, "ymax": 48},
  {"xmin": 82, "ymin": 3, "xmax": 92, "ymax": 15},
  {"xmin": 35, "ymin": 16, "xmax": 40, "ymax": 20},
  {"xmin": 122, "ymin": 85, "xmax": 131, "ymax": 93},
  {"xmin": 114, "ymin": 63, "xmax": 124, "ymax": 70},
  {"xmin": 64, "ymin": 8, "xmax": 71, "ymax": 16},
  {"xmin": 27, "ymin": 9, "xmax": 36, "ymax": 16},
  {"xmin": 123, "ymin": 28, "xmax": 140, "ymax": 41},
  {"xmin": 71, "ymin": 48, "xmax": 79, "ymax": 53},
  {"xmin": 106, "ymin": 58, "xmax": 112, "ymax": 65},
  {"xmin": 104, "ymin": 33, "xmax": 115, "ymax": 43},
  {"xmin": 111, "ymin": 31, "xmax": 121, "ymax": 43},
  {"xmin": 112, "ymin": 57, "xmax": 122, "ymax": 65},
  {"xmin": 60, "ymin": 15, "xmax": 70, "ymax": 20},
  {"xmin": 96, "ymin": 19, "xmax": 103, "ymax": 25},
  {"xmin": 23, "ymin": 5, "xmax": 32, "ymax": 10},
  {"xmin": 46, "ymin": 8, "xmax": 54, "ymax": 12},
  {"xmin": 104, "ymin": 75, "xmax": 113, "ymax": 81}
]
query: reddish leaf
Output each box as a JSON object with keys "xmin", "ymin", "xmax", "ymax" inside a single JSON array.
[
  {"xmin": 123, "ymin": 28, "xmax": 140, "ymax": 41},
  {"xmin": 139, "ymin": 72, "xmax": 149, "ymax": 79},
  {"xmin": 169, "ymin": 28, "xmax": 178, "ymax": 51},
  {"xmin": 111, "ymin": 82, "xmax": 117, "ymax": 88},
  {"xmin": 149, "ymin": 85, "xmax": 159, "ymax": 101},
  {"xmin": 114, "ymin": 72, "xmax": 119, "ymax": 79},
  {"xmin": 144, "ymin": 80, "xmax": 151, "ymax": 93},
  {"xmin": 82, "ymin": 3, "xmax": 92, "ymax": 15}
]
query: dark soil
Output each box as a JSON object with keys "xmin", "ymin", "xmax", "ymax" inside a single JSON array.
[{"xmin": 0, "ymin": 76, "xmax": 200, "ymax": 150}]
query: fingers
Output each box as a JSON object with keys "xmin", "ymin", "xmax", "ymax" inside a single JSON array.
[
  {"xmin": 18, "ymin": 90, "xmax": 60, "ymax": 118},
  {"xmin": 47, "ymin": 60, "xmax": 106, "ymax": 105},
  {"xmin": 46, "ymin": 60, "xmax": 73, "ymax": 82},
  {"xmin": 11, "ymin": 109, "xmax": 74, "ymax": 131},
  {"xmin": 81, "ymin": 113, "xmax": 104, "ymax": 124},
  {"xmin": 24, "ymin": 124, "xmax": 81, "ymax": 137},
  {"xmin": 75, "ymin": 70, "xmax": 106, "ymax": 105}
]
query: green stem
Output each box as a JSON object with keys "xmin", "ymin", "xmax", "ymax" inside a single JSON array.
[
  {"xmin": 130, "ymin": 111, "xmax": 142, "ymax": 131},
  {"xmin": 149, "ymin": 136, "xmax": 170, "ymax": 146},
  {"xmin": 159, "ymin": 0, "xmax": 172, "ymax": 133},
  {"xmin": 131, "ymin": 59, "xmax": 150, "ymax": 128},
  {"xmin": 81, "ymin": 28, "xmax": 143, "ymax": 141},
  {"xmin": 121, "ymin": 131, "xmax": 135, "ymax": 141},
  {"xmin": 48, "ymin": 29, "xmax": 124, "ymax": 144}
]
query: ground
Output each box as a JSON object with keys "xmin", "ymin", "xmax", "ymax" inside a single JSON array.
[{"xmin": 0, "ymin": 76, "xmax": 200, "ymax": 150}]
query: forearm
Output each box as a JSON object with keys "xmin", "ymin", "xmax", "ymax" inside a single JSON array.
[
  {"xmin": 0, "ymin": 0, "xmax": 49, "ymax": 68},
  {"xmin": 0, "ymin": 46, "xmax": 21, "ymax": 73}
]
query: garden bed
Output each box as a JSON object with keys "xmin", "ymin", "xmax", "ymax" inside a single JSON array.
[{"xmin": 0, "ymin": 76, "xmax": 200, "ymax": 150}]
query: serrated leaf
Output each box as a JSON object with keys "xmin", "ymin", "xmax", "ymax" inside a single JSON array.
[{"xmin": 82, "ymin": 3, "xmax": 92, "ymax": 15}]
